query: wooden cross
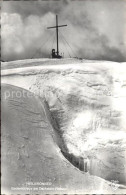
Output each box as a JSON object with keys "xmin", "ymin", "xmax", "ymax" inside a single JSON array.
[{"xmin": 47, "ymin": 15, "xmax": 67, "ymax": 57}]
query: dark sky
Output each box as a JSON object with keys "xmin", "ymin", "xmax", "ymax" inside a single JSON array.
[{"xmin": 1, "ymin": 0, "xmax": 126, "ymax": 62}]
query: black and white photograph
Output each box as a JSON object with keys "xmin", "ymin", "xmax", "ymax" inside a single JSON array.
[{"xmin": 1, "ymin": 0, "xmax": 126, "ymax": 194}]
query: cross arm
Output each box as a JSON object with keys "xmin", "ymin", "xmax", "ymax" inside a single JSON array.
[{"xmin": 47, "ymin": 24, "xmax": 67, "ymax": 29}]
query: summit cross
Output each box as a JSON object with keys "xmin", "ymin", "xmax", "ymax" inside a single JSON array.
[{"xmin": 47, "ymin": 15, "xmax": 67, "ymax": 57}]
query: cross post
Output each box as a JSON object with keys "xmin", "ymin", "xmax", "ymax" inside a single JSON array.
[{"xmin": 47, "ymin": 15, "xmax": 67, "ymax": 58}]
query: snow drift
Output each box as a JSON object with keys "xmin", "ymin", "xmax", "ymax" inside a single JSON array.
[{"xmin": 1, "ymin": 58, "xmax": 126, "ymax": 193}]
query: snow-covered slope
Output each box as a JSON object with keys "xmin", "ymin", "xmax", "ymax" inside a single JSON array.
[
  {"xmin": 2, "ymin": 84, "xmax": 115, "ymax": 194},
  {"xmin": 1, "ymin": 59, "xmax": 126, "ymax": 193}
]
